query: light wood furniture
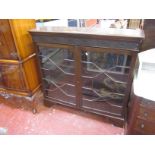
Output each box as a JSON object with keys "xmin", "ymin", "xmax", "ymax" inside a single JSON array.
[
  {"xmin": 30, "ymin": 27, "xmax": 144, "ymax": 127},
  {"xmin": 0, "ymin": 19, "xmax": 40, "ymax": 96},
  {"xmin": 128, "ymin": 19, "xmax": 142, "ymax": 29}
]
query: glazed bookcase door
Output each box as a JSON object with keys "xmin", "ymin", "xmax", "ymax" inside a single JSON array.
[
  {"xmin": 38, "ymin": 44, "xmax": 76, "ymax": 107},
  {"xmin": 80, "ymin": 47, "xmax": 132, "ymax": 118}
]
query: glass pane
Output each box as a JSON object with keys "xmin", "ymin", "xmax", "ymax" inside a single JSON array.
[
  {"xmin": 81, "ymin": 50, "xmax": 131, "ymax": 116},
  {"xmin": 39, "ymin": 46, "xmax": 76, "ymax": 106}
]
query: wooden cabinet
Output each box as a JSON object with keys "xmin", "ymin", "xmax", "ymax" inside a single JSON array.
[
  {"xmin": 30, "ymin": 27, "xmax": 144, "ymax": 126},
  {"xmin": 127, "ymin": 95, "xmax": 155, "ymax": 134},
  {"xmin": 0, "ymin": 19, "xmax": 40, "ymax": 96},
  {"xmin": 126, "ymin": 49, "xmax": 155, "ymax": 134},
  {"xmin": 142, "ymin": 19, "xmax": 155, "ymax": 50}
]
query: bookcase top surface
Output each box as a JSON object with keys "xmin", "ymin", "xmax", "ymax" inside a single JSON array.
[{"xmin": 29, "ymin": 26, "xmax": 145, "ymax": 40}]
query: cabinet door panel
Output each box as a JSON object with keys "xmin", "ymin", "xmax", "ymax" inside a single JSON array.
[
  {"xmin": 80, "ymin": 47, "xmax": 132, "ymax": 117},
  {"xmin": 38, "ymin": 45, "xmax": 76, "ymax": 107},
  {"xmin": 0, "ymin": 63, "xmax": 28, "ymax": 91},
  {"xmin": 0, "ymin": 20, "xmax": 18, "ymax": 60},
  {"xmin": 9, "ymin": 19, "xmax": 36, "ymax": 59}
]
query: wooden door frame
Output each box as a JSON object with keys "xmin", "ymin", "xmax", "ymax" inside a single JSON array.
[
  {"xmin": 77, "ymin": 46, "xmax": 136, "ymax": 119},
  {"xmin": 36, "ymin": 43, "xmax": 83, "ymax": 108}
]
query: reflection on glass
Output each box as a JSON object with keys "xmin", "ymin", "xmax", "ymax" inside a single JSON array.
[{"xmin": 81, "ymin": 50, "xmax": 131, "ymax": 116}]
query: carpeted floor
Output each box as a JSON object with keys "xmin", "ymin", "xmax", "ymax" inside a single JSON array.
[{"xmin": 0, "ymin": 91, "xmax": 124, "ymax": 135}]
